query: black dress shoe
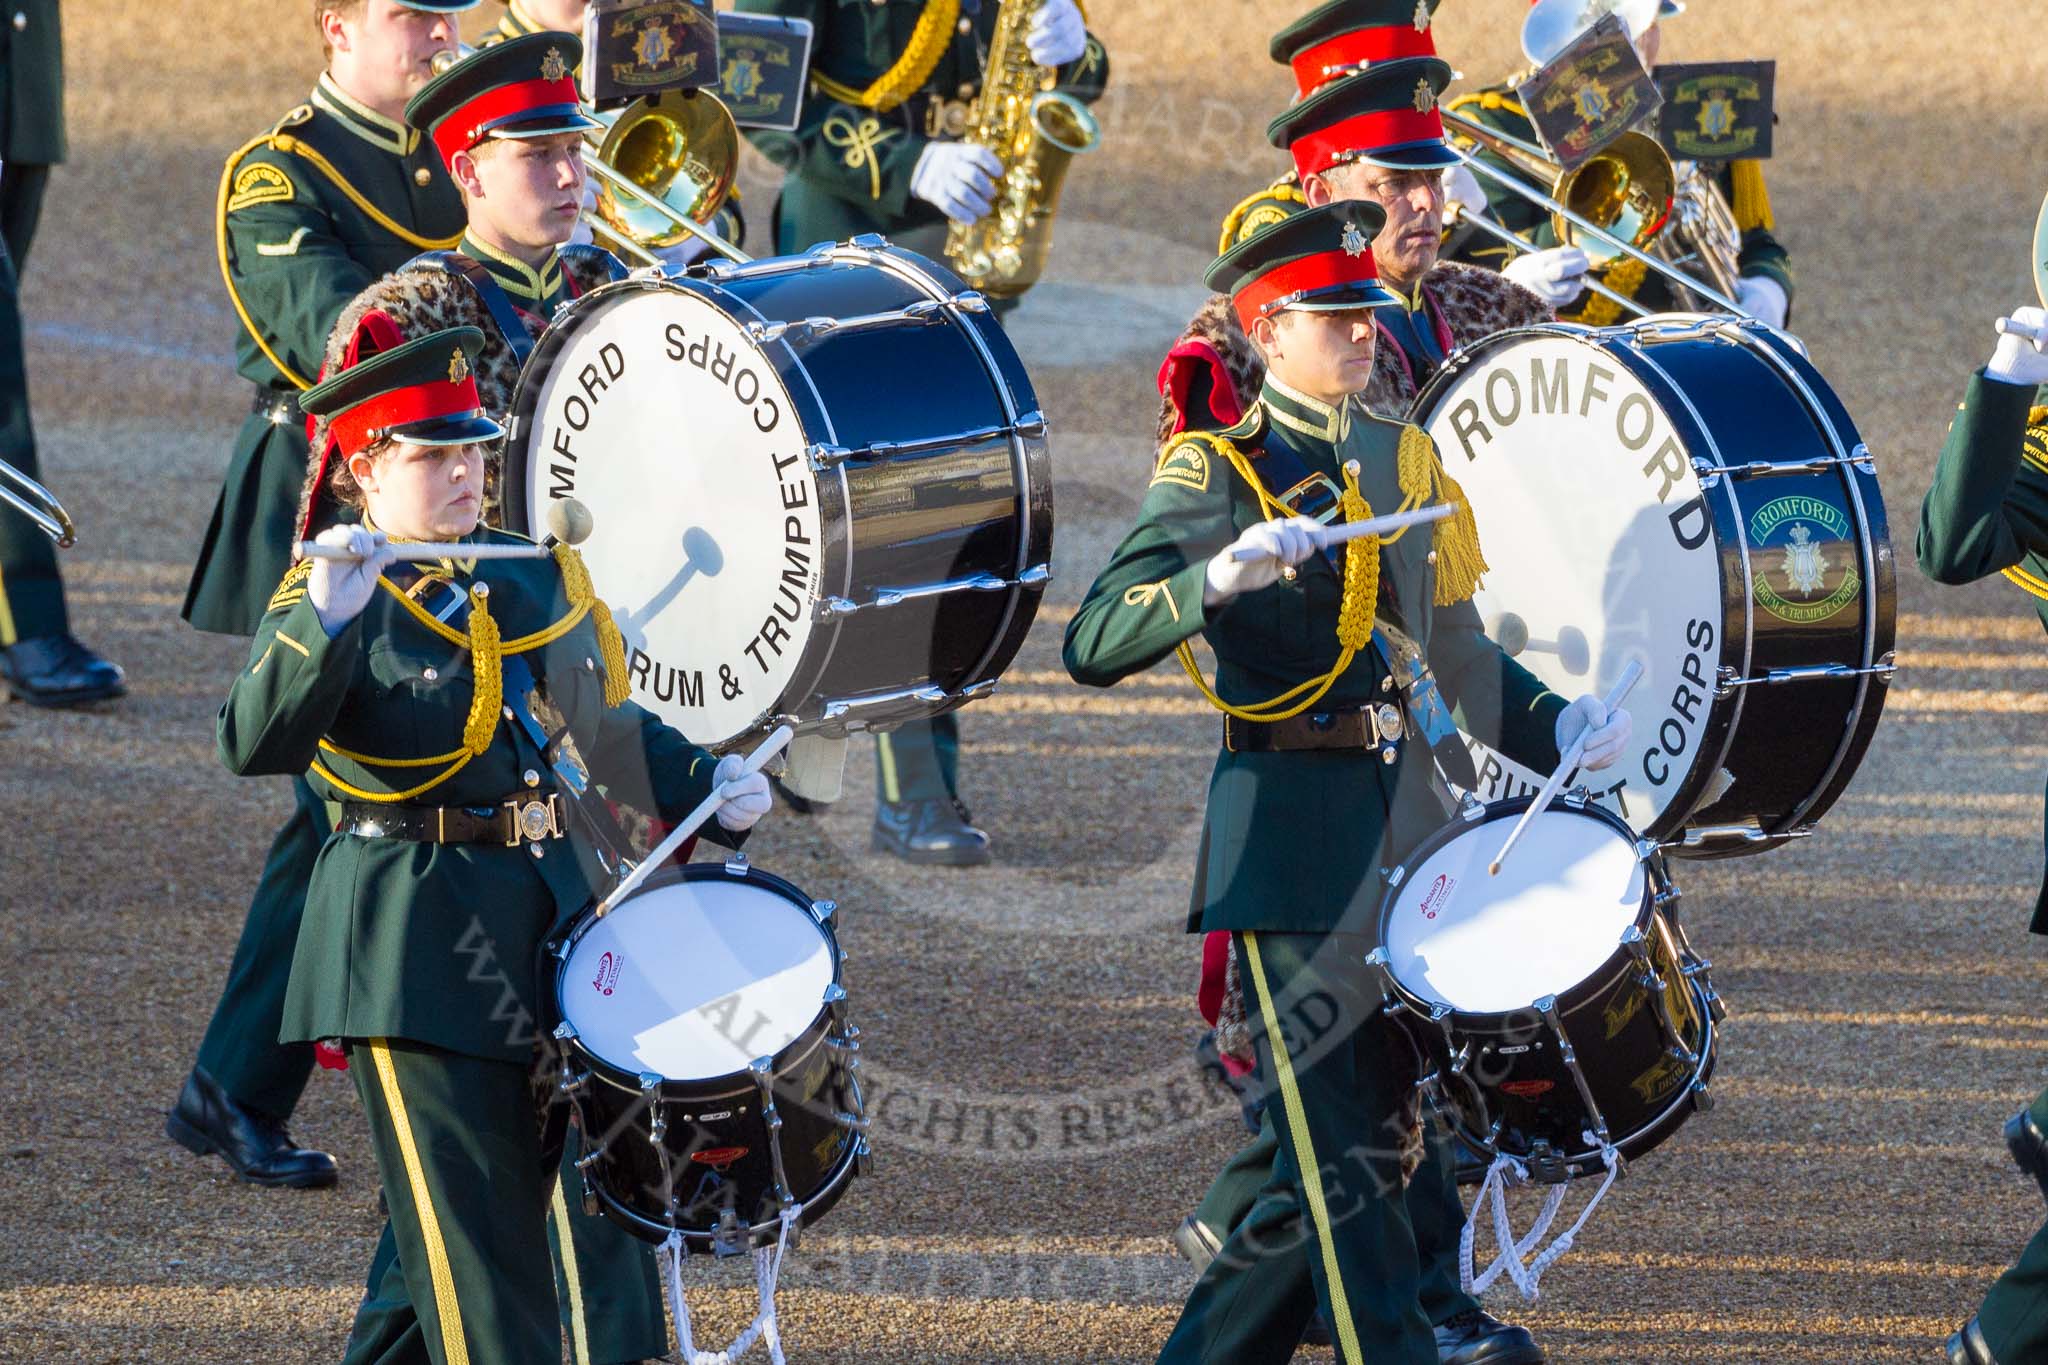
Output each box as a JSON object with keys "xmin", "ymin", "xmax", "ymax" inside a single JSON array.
[
  {"xmin": 166, "ymin": 1067, "xmax": 338, "ymax": 1188},
  {"xmin": 1436, "ymin": 1308, "xmax": 1546, "ymax": 1365},
  {"xmin": 2007, "ymin": 1109, "xmax": 2048, "ymax": 1208},
  {"xmin": 769, "ymin": 774, "xmax": 829, "ymax": 815},
  {"xmin": 1, "ymin": 633, "xmax": 124, "ymax": 707},
  {"xmin": 1948, "ymin": 1317, "xmax": 1999, "ymax": 1365},
  {"xmin": 871, "ymin": 797, "xmax": 990, "ymax": 866}
]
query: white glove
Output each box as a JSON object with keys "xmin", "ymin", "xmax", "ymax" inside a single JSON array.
[
  {"xmin": 1440, "ymin": 162, "xmax": 1488, "ymax": 221},
  {"xmin": 1025, "ymin": 0, "xmax": 1087, "ymax": 68},
  {"xmin": 1736, "ymin": 274, "xmax": 1789, "ymax": 331},
  {"xmin": 1555, "ymin": 694, "xmax": 1633, "ymax": 772},
  {"xmin": 910, "ymin": 141, "xmax": 1003, "ymax": 225},
  {"xmin": 1988, "ymin": 306, "xmax": 2048, "ymax": 388},
  {"xmin": 307, "ymin": 526, "xmax": 398, "ymax": 638},
  {"xmin": 1204, "ymin": 516, "xmax": 1321, "ymax": 607},
  {"xmin": 569, "ymin": 175, "xmax": 597, "ymax": 247},
  {"xmin": 712, "ymin": 753, "xmax": 773, "ymax": 833},
  {"xmin": 1502, "ymin": 246, "xmax": 1592, "ymax": 307}
]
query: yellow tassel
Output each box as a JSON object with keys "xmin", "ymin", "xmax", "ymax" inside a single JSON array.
[
  {"xmin": 1729, "ymin": 160, "xmax": 1773, "ymax": 233},
  {"xmin": 1395, "ymin": 425, "xmax": 1487, "ymax": 604},
  {"xmin": 1334, "ymin": 466, "xmax": 1376, "ymax": 652},
  {"xmin": 554, "ymin": 544, "xmax": 629, "ymax": 707},
  {"xmin": 462, "ymin": 587, "xmax": 502, "ymax": 757}
]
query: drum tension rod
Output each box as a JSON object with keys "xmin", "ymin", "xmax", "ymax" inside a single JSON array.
[
  {"xmin": 1689, "ymin": 444, "xmax": 1877, "ymax": 487},
  {"xmin": 1715, "ymin": 656, "xmax": 1897, "ymax": 696},
  {"xmin": 744, "ymin": 295, "xmax": 986, "ymax": 347},
  {"xmin": 806, "ymin": 412, "xmax": 1046, "ymax": 469},
  {"xmin": 1535, "ymin": 995, "xmax": 1613, "ymax": 1156}
]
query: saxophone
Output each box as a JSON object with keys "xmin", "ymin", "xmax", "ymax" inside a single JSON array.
[{"xmin": 943, "ymin": 0, "xmax": 1100, "ymax": 301}]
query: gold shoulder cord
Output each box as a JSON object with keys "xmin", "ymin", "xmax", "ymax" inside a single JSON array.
[
  {"xmin": 312, "ymin": 546, "xmax": 630, "ymax": 802},
  {"xmin": 1170, "ymin": 426, "xmax": 1486, "ymax": 723},
  {"xmin": 809, "ymin": 0, "xmax": 962, "ymax": 112},
  {"xmin": 217, "ymin": 130, "xmax": 465, "ymax": 392}
]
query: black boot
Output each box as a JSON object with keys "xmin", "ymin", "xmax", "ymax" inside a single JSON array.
[
  {"xmin": 1, "ymin": 633, "xmax": 124, "ymax": 707},
  {"xmin": 871, "ymin": 797, "xmax": 990, "ymax": 866},
  {"xmin": 1947, "ymin": 1317, "xmax": 1998, "ymax": 1365},
  {"xmin": 2008, "ymin": 1108, "xmax": 2048, "ymax": 1208},
  {"xmin": 166, "ymin": 1067, "xmax": 337, "ymax": 1188},
  {"xmin": 1435, "ymin": 1308, "xmax": 1546, "ymax": 1365}
]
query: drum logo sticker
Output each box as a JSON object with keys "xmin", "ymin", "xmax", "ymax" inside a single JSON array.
[
  {"xmin": 689, "ymin": 1146, "xmax": 749, "ymax": 1171},
  {"xmin": 1749, "ymin": 496, "xmax": 1859, "ymax": 625},
  {"xmin": 1629, "ymin": 1052, "xmax": 1691, "ymax": 1104},
  {"xmin": 591, "ymin": 950, "xmax": 622, "ymax": 998},
  {"xmin": 1499, "ymin": 1079, "xmax": 1554, "ymax": 1099},
  {"xmin": 1418, "ymin": 874, "xmax": 1456, "ymax": 922}
]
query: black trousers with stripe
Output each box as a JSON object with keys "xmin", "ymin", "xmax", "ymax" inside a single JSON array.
[
  {"xmin": 342, "ymin": 1039, "xmax": 667, "ymax": 1365},
  {"xmin": 1156, "ymin": 931, "xmax": 1438, "ymax": 1365}
]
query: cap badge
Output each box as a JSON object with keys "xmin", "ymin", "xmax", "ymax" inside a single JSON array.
[
  {"xmin": 541, "ymin": 47, "xmax": 569, "ymax": 82},
  {"xmin": 449, "ymin": 348, "xmax": 471, "ymax": 384},
  {"xmin": 1340, "ymin": 221, "xmax": 1371, "ymax": 257},
  {"xmin": 1412, "ymin": 77, "xmax": 1437, "ymax": 113},
  {"xmin": 1413, "ymin": 1, "xmax": 1431, "ymax": 32}
]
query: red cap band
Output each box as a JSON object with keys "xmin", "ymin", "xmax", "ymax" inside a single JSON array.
[
  {"xmin": 1289, "ymin": 105, "xmax": 1445, "ymax": 178},
  {"xmin": 432, "ymin": 76, "xmax": 581, "ymax": 167},
  {"xmin": 1291, "ymin": 28, "xmax": 1439, "ymax": 96},
  {"xmin": 1232, "ymin": 248, "xmax": 1384, "ymax": 332},
  {"xmin": 331, "ymin": 373, "xmax": 486, "ymax": 457}
]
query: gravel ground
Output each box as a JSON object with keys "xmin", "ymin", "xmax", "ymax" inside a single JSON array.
[{"xmin": 6, "ymin": 3, "xmax": 2048, "ymax": 1362}]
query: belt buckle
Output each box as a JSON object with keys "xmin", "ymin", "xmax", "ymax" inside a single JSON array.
[{"xmin": 505, "ymin": 794, "xmax": 561, "ymax": 846}]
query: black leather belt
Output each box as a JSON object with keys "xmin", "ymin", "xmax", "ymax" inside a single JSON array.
[
  {"xmin": 252, "ymin": 386, "xmax": 302, "ymax": 426},
  {"xmin": 1225, "ymin": 703, "xmax": 1406, "ymax": 756},
  {"xmin": 337, "ymin": 793, "xmax": 564, "ymax": 846}
]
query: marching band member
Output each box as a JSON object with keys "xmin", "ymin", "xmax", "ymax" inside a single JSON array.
[
  {"xmin": 0, "ymin": 0, "xmax": 124, "ymax": 705},
  {"xmin": 170, "ymin": 0, "xmax": 473, "ymax": 1193},
  {"xmin": 317, "ymin": 35, "xmax": 685, "ymax": 1363},
  {"xmin": 1067, "ymin": 199, "xmax": 1631, "ymax": 1365},
  {"xmin": 730, "ymin": 0, "xmax": 1108, "ymax": 864},
  {"xmin": 1157, "ymin": 14, "xmax": 1560, "ymax": 1360},
  {"xmin": 478, "ymin": 0, "xmax": 747, "ymax": 253},
  {"xmin": 1920, "ymin": 306, "xmax": 2048, "ymax": 1365},
  {"xmin": 223, "ymin": 325, "xmax": 769, "ymax": 1365},
  {"xmin": 1443, "ymin": 0, "xmax": 1794, "ymax": 329}
]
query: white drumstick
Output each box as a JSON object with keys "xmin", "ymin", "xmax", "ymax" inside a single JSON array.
[
  {"xmin": 297, "ymin": 541, "xmax": 553, "ymax": 561},
  {"xmin": 592, "ymin": 723, "xmax": 794, "ymax": 919},
  {"xmin": 1227, "ymin": 503, "xmax": 1454, "ymax": 562},
  {"xmin": 1997, "ymin": 316, "xmax": 2048, "ymax": 347},
  {"xmin": 1488, "ymin": 659, "xmax": 1643, "ymax": 877}
]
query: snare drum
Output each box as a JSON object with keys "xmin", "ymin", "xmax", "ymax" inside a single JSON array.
[
  {"xmin": 505, "ymin": 239, "xmax": 1051, "ymax": 749},
  {"xmin": 550, "ymin": 859, "xmax": 867, "ymax": 1250},
  {"xmin": 1412, "ymin": 316, "xmax": 1896, "ymax": 856},
  {"xmin": 1375, "ymin": 797, "xmax": 1722, "ymax": 1182}
]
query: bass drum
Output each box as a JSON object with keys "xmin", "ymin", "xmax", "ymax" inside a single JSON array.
[
  {"xmin": 504, "ymin": 237, "xmax": 1051, "ymax": 748},
  {"xmin": 1412, "ymin": 316, "xmax": 1895, "ymax": 857}
]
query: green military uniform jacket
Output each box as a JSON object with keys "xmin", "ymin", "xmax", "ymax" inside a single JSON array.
[
  {"xmin": 1444, "ymin": 86, "xmax": 1791, "ymax": 324},
  {"xmin": 184, "ymin": 78, "xmax": 466, "ymax": 636},
  {"xmin": 1917, "ymin": 369, "xmax": 2048, "ymax": 930},
  {"xmin": 219, "ymin": 529, "xmax": 730, "ymax": 1062},
  {"xmin": 732, "ymin": 0, "xmax": 1108, "ymax": 252},
  {"xmin": 1064, "ymin": 381, "xmax": 1566, "ymax": 935},
  {"xmin": 0, "ymin": 0, "xmax": 62, "ymax": 166}
]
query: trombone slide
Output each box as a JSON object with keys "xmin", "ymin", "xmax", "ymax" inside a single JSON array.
[
  {"xmin": 1444, "ymin": 203, "xmax": 1653, "ymax": 320},
  {"xmin": 0, "ymin": 460, "xmax": 76, "ymax": 548}
]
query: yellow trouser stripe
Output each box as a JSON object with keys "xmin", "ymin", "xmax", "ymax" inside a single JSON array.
[
  {"xmin": 1242, "ymin": 933, "xmax": 1365, "ymax": 1365},
  {"xmin": 367, "ymin": 1041, "xmax": 473, "ymax": 1365},
  {"xmin": 877, "ymin": 731, "xmax": 901, "ymax": 803},
  {"xmin": 0, "ymin": 565, "xmax": 16, "ymax": 646},
  {"xmin": 549, "ymin": 1180, "xmax": 591, "ymax": 1365}
]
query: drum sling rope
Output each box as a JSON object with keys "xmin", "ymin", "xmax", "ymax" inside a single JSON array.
[
  {"xmin": 658, "ymin": 1207, "xmax": 800, "ymax": 1365},
  {"xmin": 1459, "ymin": 1140, "xmax": 1623, "ymax": 1302},
  {"xmin": 311, "ymin": 545, "xmax": 629, "ymax": 802},
  {"xmin": 1171, "ymin": 426, "xmax": 1486, "ymax": 722}
]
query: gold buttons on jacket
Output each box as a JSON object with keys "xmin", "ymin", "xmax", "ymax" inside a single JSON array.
[
  {"xmin": 414, "ymin": 167, "xmax": 432, "ymax": 187},
  {"xmin": 524, "ymin": 769, "xmax": 541, "ymax": 788},
  {"xmin": 11, "ymin": 13, "xmax": 26, "ymax": 32},
  {"xmin": 423, "ymin": 667, "xmax": 439, "ymax": 682}
]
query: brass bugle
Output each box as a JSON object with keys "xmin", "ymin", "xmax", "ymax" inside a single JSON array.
[
  {"xmin": 1440, "ymin": 107, "xmax": 1753, "ymax": 320},
  {"xmin": 430, "ymin": 43, "xmax": 751, "ymax": 268},
  {"xmin": 0, "ymin": 458, "xmax": 77, "ymax": 548}
]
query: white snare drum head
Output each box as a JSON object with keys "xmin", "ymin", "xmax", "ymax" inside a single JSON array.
[
  {"xmin": 1420, "ymin": 329, "xmax": 1724, "ymax": 834},
  {"xmin": 560, "ymin": 877, "xmax": 835, "ymax": 1081},
  {"xmin": 521, "ymin": 284, "xmax": 824, "ymax": 747},
  {"xmin": 1384, "ymin": 807, "xmax": 1646, "ymax": 1014}
]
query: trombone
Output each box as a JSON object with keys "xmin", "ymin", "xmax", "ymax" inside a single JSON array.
[
  {"xmin": 0, "ymin": 459, "xmax": 76, "ymax": 548},
  {"xmin": 1439, "ymin": 107, "xmax": 1753, "ymax": 320},
  {"xmin": 430, "ymin": 45, "xmax": 751, "ymax": 267}
]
